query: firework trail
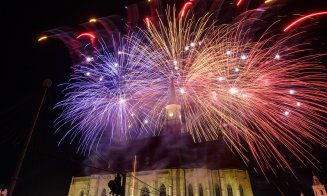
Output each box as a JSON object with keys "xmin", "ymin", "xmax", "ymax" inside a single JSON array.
[
  {"xmin": 54, "ymin": 7, "xmax": 327, "ymax": 175},
  {"xmin": 54, "ymin": 35, "xmax": 165, "ymax": 153},
  {"xmin": 132, "ymin": 8, "xmax": 327, "ymax": 175}
]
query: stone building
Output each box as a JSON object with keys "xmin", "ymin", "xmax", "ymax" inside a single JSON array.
[
  {"xmin": 68, "ymin": 168, "xmax": 252, "ymax": 196},
  {"xmin": 67, "ymin": 109, "xmax": 254, "ymax": 196},
  {"xmin": 68, "ymin": 80, "xmax": 254, "ymax": 196}
]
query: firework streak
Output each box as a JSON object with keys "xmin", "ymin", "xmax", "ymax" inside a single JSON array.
[{"xmin": 55, "ymin": 8, "xmax": 327, "ymax": 175}]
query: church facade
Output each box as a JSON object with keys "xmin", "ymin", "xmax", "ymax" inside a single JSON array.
[
  {"xmin": 68, "ymin": 74, "xmax": 254, "ymax": 196},
  {"xmin": 68, "ymin": 168, "xmax": 253, "ymax": 196}
]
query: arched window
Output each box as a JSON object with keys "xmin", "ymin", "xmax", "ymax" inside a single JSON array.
[
  {"xmin": 80, "ymin": 190, "xmax": 84, "ymax": 196},
  {"xmin": 215, "ymin": 184, "xmax": 221, "ymax": 196},
  {"xmin": 239, "ymin": 185, "xmax": 244, "ymax": 196},
  {"xmin": 199, "ymin": 184, "xmax": 204, "ymax": 196},
  {"xmin": 188, "ymin": 184, "xmax": 193, "ymax": 196},
  {"xmin": 227, "ymin": 184, "xmax": 233, "ymax": 196},
  {"xmin": 141, "ymin": 187, "xmax": 150, "ymax": 196},
  {"xmin": 159, "ymin": 184, "xmax": 166, "ymax": 196},
  {"xmin": 101, "ymin": 188, "xmax": 106, "ymax": 196}
]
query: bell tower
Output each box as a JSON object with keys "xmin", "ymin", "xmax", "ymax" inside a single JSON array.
[
  {"xmin": 164, "ymin": 80, "xmax": 183, "ymax": 135},
  {"xmin": 312, "ymin": 175, "xmax": 327, "ymax": 196}
]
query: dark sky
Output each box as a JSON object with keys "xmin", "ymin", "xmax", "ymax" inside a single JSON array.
[{"xmin": 1, "ymin": 0, "xmax": 327, "ymax": 195}]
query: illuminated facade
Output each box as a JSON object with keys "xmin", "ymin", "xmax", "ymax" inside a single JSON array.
[
  {"xmin": 68, "ymin": 168, "xmax": 253, "ymax": 196},
  {"xmin": 312, "ymin": 176, "xmax": 327, "ymax": 196}
]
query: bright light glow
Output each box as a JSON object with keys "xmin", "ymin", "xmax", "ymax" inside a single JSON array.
[
  {"xmin": 275, "ymin": 54, "xmax": 280, "ymax": 59},
  {"xmin": 265, "ymin": 0, "xmax": 273, "ymax": 3},
  {"xmin": 198, "ymin": 41, "xmax": 202, "ymax": 45},
  {"xmin": 237, "ymin": 0, "xmax": 243, "ymax": 6},
  {"xmin": 114, "ymin": 63, "xmax": 118, "ymax": 67},
  {"xmin": 180, "ymin": 2, "xmax": 193, "ymax": 17},
  {"xmin": 86, "ymin": 57, "xmax": 93, "ymax": 62},
  {"xmin": 119, "ymin": 98, "xmax": 126, "ymax": 104},
  {"xmin": 76, "ymin": 32, "xmax": 96, "ymax": 43},
  {"xmin": 283, "ymin": 12, "xmax": 327, "ymax": 32},
  {"xmin": 229, "ymin": 87, "xmax": 239, "ymax": 95},
  {"xmin": 180, "ymin": 88, "xmax": 185, "ymax": 94},
  {"xmin": 89, "ymin": 18, "xmax": 97, "ymax": 23},
  {"xmin": 226, "ymin": 50, "xmax": 231, "ymax": 55},
  {"xmin": 289, "ymin": 89, "xmax": 295, "ymax": 94},
  {"xmin": 169, "ymin": 112, "xmax": 174, "ymax": 117},
  {"xmin": 99, "ymin": 76, "xmax": 104, "ymax": 81},
  {"xmin": 147, "ymin": 0, "xmax": 151, "ymax": 2},
  {"xmin": 190, "ymin": 42, "xmax": 196, "ymax": 47},
  {"xmin": 212, "ymin": 91, "xmax": 217, "ymax": 100},
  {"xmin": 118, "ymin": 51, "xmax": 122, "ymax": 55},
  {"xmin": 185, "ymin": 46, "xmax": 189, "ymax": 51},
  {"xmin": 175, "ymin": 66, "xmax": 179, "ymax": 70},
  {"xmin": 284, "ymin": 111, "xmax": 289, "ymax": 116},
  {"xmin": 144, "ymin": 119, "xmax": 149, "ymax": 124},
  {"xmin": 85, "ymin": 72, "xmax": 91, "ymax": 76},
  {"xmin": 218, "ymin": 76, "xmax": 224, "ymax": 81},
  {"xmin": 37, "ymin": 35, "xmax": 48, "ymax": 42},
  {"xmin": 256, "ymin": 8, "xmax": 265, "ymax": 12},
  {"xmin": 128, "ymin": 125, "xmax": 132, "ymax": 128},
  {"xmin": 235, "ymin": 67, "xmax": 240, "ymax": 72},
  {"xmin": 296, "ymin": 102, "xmax": 301, "ymax": 106},
  {"xmin": 173, "ymin": 60, "xmax": 178, "ymax": 65},
  {"xmin": 241, "ymin": 54, "xmax": 247, "ymax": 60},
  {"xmin": 145, "ymin": 17, "xmax": 151, "ymax": 27},
  {"xmin": 242, "ymin": 94, "xmax": 248, "ymax": 98}
]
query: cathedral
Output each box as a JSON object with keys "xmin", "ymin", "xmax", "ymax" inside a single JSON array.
[
  {"xmin": 67, "ymin": 83, "xmax": 254, "ymax": 196},
  {"xmin": 67, "ymin": 168, "xmax": 252, "ymax": 196}
]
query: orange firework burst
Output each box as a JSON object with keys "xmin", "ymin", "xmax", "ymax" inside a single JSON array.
[{"xmin": 126, "ymin": 9, "xmax": 327, "ymax": 175}]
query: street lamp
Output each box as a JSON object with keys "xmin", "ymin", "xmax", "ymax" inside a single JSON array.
[{"xmin": 8, "ymin": 79, "xmax": 52, "ymax": 196}]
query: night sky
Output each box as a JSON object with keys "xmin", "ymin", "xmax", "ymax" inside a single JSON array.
[{"xmin": 1, "ymin": 0, "xmax": 327, "ymax": 195}]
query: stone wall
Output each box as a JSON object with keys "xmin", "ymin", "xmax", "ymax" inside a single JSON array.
[{"xmin": 68, "ymin": 169, "xmax": 253, "ymax": 196}]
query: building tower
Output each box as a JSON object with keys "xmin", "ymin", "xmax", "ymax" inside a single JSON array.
[
  {"xmin": 164, "ymin": 80, "xmax": 183, "ymax": 135},
  {"xmin": 312, "ymin": 175, "xmax": 327, "ymax": 196},
  {"xmin": 67, "ymin": 79, "xmax": 254, "ymax": 196}
]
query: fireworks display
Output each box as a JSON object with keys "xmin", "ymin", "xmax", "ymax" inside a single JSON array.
[
  {"xmin": 52, "ymin": 3, "xmax": 327, "ymax": 175},
  {"xmin": 283, "ymin": 11, "xmax": 327, "ymax": 32}
]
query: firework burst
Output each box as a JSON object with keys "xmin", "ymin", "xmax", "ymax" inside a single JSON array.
[
  {"xmin": 55, "ymin": 36, "xmax": 164, "ymax": 152},
  {"xmin": 132, "ymin": 10, "xmax": 327, "ymax": 174},
  {"xmin": 55, "ymin": 7, "xmax": 327, "ymax": 174}
]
